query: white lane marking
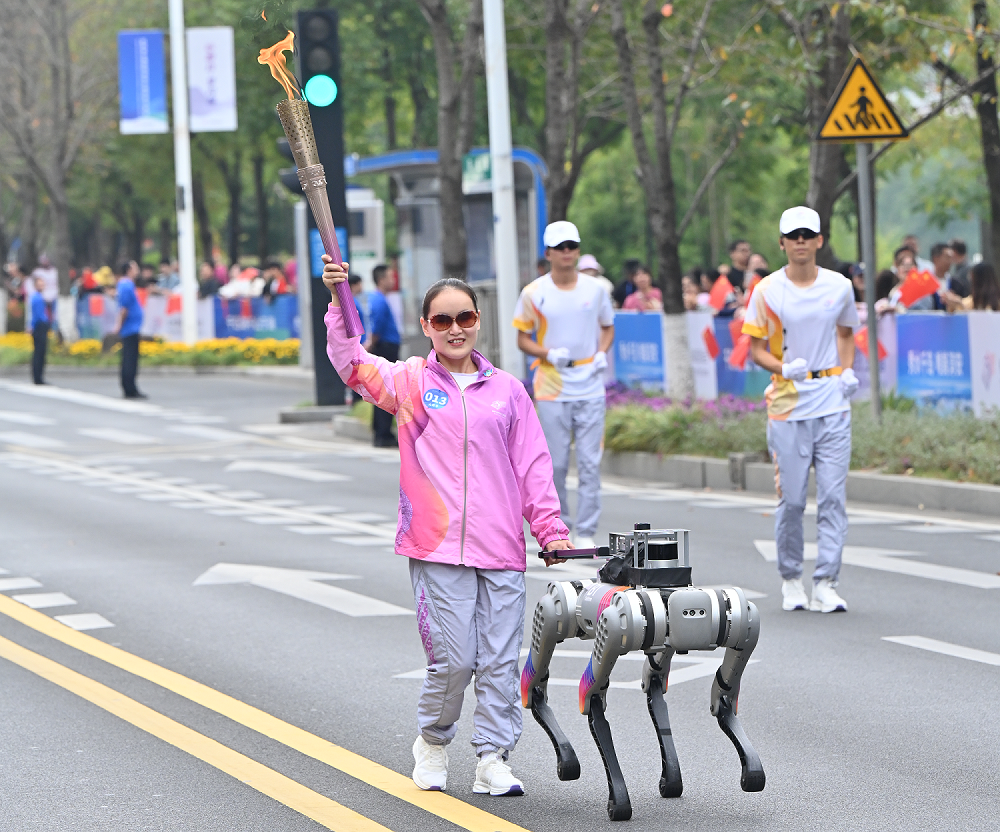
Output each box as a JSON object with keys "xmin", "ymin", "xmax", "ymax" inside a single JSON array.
[
  {"xmin": 243, "ymin": 516, "xmax": 297, "ymax": 525},
  {"xmin": 0, "ymin": 410, "xmax": 55, "ymax": 426},
  {"xmin": 294, "ymin": 505, "xmax": 345, "ymax": 514},
  {"xmin": 883, "ymin": 636, "xmax": 1000, "ymax": 667},
  {"xmin": 0, "ymin": 431, "xmax": 66, "ymax": 449},
  {"xmin": 0, "ymin": 380, "xmax": 164, "ymax": 415},
  {"xmin": 286, "ymin": 526, "xmax": 348, "ymax": 535},
  {"xmin": 754, "ymin": 540, "xmax": 1000, "ymax": 589},
  {"xmin": 226, "ymin": 460, "xmax": 349, "ymax": 482},
  {"xmin": 137, "ymin": 494, "xmax": 180, "ymax": 502},
  {"xmin": 0, "ymin": 568, "xmax": 8, "ymax": 575},
  {"xmin": 207, "ymin": 508, "xmax": 257, "ymax": 516},
  {"xmin": 0, "ymin": 578, "xmax": 43, "ymax": 591},
  {"xmin": 891, "ymin": 524, "xmax": 983, "ymax": 534},
  {"xmin": 169, "ymin": 425, "xmax": 258, "ymax": 443},
  {"xmin": 78, "ymin": 428, "xmax": 164, "ymax": 445},
  {"xmin": 349, "ymin": 513, "xmax": 390, "ymax": 523},
  {"xmin": 194, "ymin": 563, "xmax": 413, "ymax": 617},
  {"xmin": 217, "ymin": 490, "xmax": 265, "ymax": 500},
  {"xmin": 54, "ymin": 613, "xmax": 114, "ymax": 631},
  {"xmin": 251, "ymin": 499, "xmax": 303, "ymax": 507},
  {"xmin": 12, "ymin": 592, "xmax": 77, "ymax": 609},
  {"xmin": 330, "ymin": 535, "xmax": 397, "ymax": 545},
  {"xmin": 980, "ymin": 534, "xmax": 1000, "ymax": 543}
]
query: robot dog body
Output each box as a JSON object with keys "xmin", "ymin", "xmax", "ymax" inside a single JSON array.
[{"xmin": 521, "ymin": 526, "xmax": 764, "ymax": 821}]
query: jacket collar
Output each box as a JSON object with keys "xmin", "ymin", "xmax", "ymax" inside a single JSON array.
[{"xmin": 427, "ymin": 349, "xmax": 497, "ymax": 384}]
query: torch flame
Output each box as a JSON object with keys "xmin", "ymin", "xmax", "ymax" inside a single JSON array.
[{"xmin": 258, "ymin": 30, "xmax": 300, "ymax": 100}]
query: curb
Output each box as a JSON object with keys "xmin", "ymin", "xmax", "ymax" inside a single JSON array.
[
  {"xmin": 0, "ymin": 364, "xmax": 312, "ymax": 380},
  {"xmin": 329, "ymin": 415, "xmax": 1000, "ymax": 517},
  {"xmin": 281, "ymin": 405, "xmax": 350, "ymax": 424}
]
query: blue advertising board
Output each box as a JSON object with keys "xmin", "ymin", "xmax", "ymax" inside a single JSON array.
[
  {"xmin": 896, "ymin": 313, "xmax": 972, "ymax": 410},
  {"xmin": 613, "ymin": 311, "xmax": 665, "ymax": 386},
  {"xmin": 713, "ymin": 318, "xmax": 771, "ymax": 399},
  {"xmin": 216, "ymin": 295, "xmax": 300, "ymax": 339},
  {"xmin": 118, "ymin": 31, "xmax": 168, "ymax": 135},
  {"xmin": 309, "ymin": 228, "xmax": 350, "ymax": 277}
]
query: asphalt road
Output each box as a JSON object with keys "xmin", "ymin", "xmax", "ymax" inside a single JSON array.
[{"xmin": 0, "ymin": 372, "xmax": 997, "ymax": 831}]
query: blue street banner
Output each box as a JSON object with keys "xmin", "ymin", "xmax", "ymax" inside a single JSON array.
[
  {"xmin": 896, "ymin": 312, "xmax": 972, "ymax": 411},
  {"xmin": 118, "ymin": 31, "xmax": 168, "ymax": 135},
  {"xmin": 187, "ymin": 27, "xmax": 238, "ymax": 133},
  {"xmin": 613, "ymin": 311, "xmax": 665, "ymax": 387},
  {"xmin": 713, "ymin": 318, "xmax": 771, "ymax": 399},
  {"xmin": 310, "ymin": 228, "xmax": 351, "ymax": 277}
]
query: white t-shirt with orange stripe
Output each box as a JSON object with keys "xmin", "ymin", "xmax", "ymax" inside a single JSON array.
[
  {"xmin": 741, "ymin": 267, "xmax": 859, "ymax": 421},
  {"xmin": 513, "ymin": 273, "xmax": 614, "ymax": 401}
]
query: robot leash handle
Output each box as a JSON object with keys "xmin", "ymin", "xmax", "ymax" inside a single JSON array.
[{"xmin": 538, "ymin": 546, "xmax": 610, "ymax": 559}]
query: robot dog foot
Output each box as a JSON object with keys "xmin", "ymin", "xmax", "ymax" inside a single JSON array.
[
  {"xmin": 587, "ymin": 696, "xmax": 632, "ymax": 821},
  {"xmin": 529, "ymin": 694, "xmax": 581, "ymax": 781},
  {"xmin": 716, "ymin": 697, "xmax": 766, "ymax": 792}
]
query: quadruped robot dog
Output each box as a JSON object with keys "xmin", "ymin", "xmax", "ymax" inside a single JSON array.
[{"xmin": 522, "ymin": 524, "xmax": 765, "ymax": 821}]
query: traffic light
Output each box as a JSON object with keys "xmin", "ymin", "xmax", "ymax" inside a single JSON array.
[
  {"xmin": 295, "ymin": 8, "xmax": 349, "ymax": 407},
  {"xmin": 276, "ymin": 137, "xmax": 302, "ymax": 195}
]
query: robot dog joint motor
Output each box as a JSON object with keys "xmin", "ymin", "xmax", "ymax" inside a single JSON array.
[{"xmin": 523, "ymin": 525, "xmax": 765, "ymax": 821}]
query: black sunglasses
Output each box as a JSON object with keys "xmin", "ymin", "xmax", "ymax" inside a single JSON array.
[
  {"xmin": 783, "ymin": 228, "xmax": 818, "ymax": 241},
  {"xmin": 551, "ymin": 241, "xmax": 580, "ymax": 251}
]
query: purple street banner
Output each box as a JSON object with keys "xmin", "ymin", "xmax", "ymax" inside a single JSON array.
[
  {"xmin": 896, "ymin": 312, "xmax": 971, "ymax": 411},
  {"xmin": 186, "ymin": 27, "xmax": 238, "ymax": 133},
  {"xmin": 118, "ymin": 31, "xmax": 168, "ymax": 135}
]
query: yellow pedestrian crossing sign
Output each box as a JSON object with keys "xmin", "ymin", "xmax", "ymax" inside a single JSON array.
[{"xmin": 816, "ymin": 57, "xmax": 909, "ymax": 142}]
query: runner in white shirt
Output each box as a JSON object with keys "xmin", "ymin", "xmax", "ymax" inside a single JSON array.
[
  {"xmin": 513, "ymin": 221, "xmax": 614, "ymax": 548},
  {"xmin": 742, "ymin": 206, "xmax": 860, "ymax": 614}
]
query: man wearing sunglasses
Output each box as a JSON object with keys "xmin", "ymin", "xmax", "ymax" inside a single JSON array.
[
  {"xmin": 742, "ymin": 206, "xmax": 860, "ymax": 615},
  {"xmin": 513, "ymin": 221, "xmax": 614, "ymax": 549}
]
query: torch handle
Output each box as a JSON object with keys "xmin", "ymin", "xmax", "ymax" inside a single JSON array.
[{"xmin": 297, "ymin": 163, "xmax": 364, "ymax": 339}]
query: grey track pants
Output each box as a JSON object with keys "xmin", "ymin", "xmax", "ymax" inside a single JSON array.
[
  {"xmin": 767, "ymin": 410, "xmax": 852, "ymax": 584},
  {"xmin": 536, "ymin": 398, "xmax": 605, "ymax": 538},
  {"xmin": 409, "ymin": 559, "xmax": 525, "ymax": 758}
]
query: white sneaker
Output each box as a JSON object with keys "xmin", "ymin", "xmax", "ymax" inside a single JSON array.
[
  {"xmin": 781, "ymin": 578, "xmax": 808, "ymax": 611},
  {"xmin": 810, "ymin": 578, "xmax": 848, "ymax": 613},
  {"xmin": 574, "ymin": 535, "xmax": 597, "ymax": 549},
  {"xmin": 473, "ymin": 752, "xmax": 524, "ymax": 796},
  {"xmin": 412, "ymin": 736, "xmax": 448, "ymax": 791}
]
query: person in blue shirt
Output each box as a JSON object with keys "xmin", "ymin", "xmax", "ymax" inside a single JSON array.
[
  {"xmin": 29, "ymin": 277, "xmax": 49, "ymax": 385},
  {"xmin": 367, "ymin": 264, "xmax": 401, "ymax": 447},
  {"xmin": 114, "ymin": 261, "xmax": 146, "ymax": 399}
]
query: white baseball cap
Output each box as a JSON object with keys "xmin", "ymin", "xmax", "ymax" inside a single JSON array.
[
  {"xmin": 779, "ymin": 206, "xmax": 821, "ymax": 235},
  {"xmin": 578, "ymin": 254, "xmax": 601, "ymax": 272},
  {"xmin": 543, "ymin": 220, "xmax": 581, "ymax": 248}
]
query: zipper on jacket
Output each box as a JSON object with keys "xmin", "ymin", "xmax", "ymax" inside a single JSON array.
[{"xmin": 458, "ymin": 386, "xmax": 469, "ymax": 564}]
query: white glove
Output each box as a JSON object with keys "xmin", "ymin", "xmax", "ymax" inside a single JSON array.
[
  {"xmin": 781, "ymin": 357, "xmax": 808, "ymax": 382},
  {"xmin": 592, "ymin": 351, "xmax": 608, "ymax": 374},
  {"xmin": 547, "ymin": 347, "xmax": 571, "ymax": 369},
  {"xmin": 839, "ymin": 367, "xmax": 859, "ymax": 398}
]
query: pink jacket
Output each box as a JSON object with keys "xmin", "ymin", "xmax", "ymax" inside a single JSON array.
[{"xmin": 325, "ymin": 305, "xmax": 569, "ymax": 571}]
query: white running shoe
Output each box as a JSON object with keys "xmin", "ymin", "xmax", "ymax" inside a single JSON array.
[
  {"xmin": 412, "ymin": 736, "xmax": 448, "ymax": 791},
  {"xmin": 810, "ymin": 578, "xmax": 848, "ymax": 613},
  {"xmin": 781, "ymin": 578, "xmax": 808, "ymax": 611},
  {"xmin": 574, "ymin": 535, "xmax": 597, "ymax": 549},
  {"xmin": 473, "ymin": 752, "xmax": 524, "ymax": 796}
]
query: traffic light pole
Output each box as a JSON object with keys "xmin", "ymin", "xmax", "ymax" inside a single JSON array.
[{"xmin": 167, "ymin": 0, "xmax": 199, "ymax": 345}]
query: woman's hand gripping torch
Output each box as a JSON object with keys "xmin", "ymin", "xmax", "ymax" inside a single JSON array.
[{"xmin": 258, "ymin": 32, "xmax": 363, "ymax": 338}]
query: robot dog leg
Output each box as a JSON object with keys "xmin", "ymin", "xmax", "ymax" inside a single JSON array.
[
  {"xmin": 668, "ymin": 586, "xmax": 765, "ymax": 792},
  {"xmin": 642, "ymin": 647, "xmax": 684, "ymax": 798},
  {"xmin": 578, "ymin": 586, "xmax": 649, "ymax": 821},
  {"xmin": 521, "ymin": 579, "xmax": 593, "ymax": 781}
]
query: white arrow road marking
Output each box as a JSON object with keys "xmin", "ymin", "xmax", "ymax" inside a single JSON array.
[
  {"xmin": 78, "ymin": 428, "xmax": 164, "ymax": 445},
  {"xmin": 0, "ymin": 410, "xmax": 55, "ymax": 426},
  {"xmin": 883, "ymin": 636, "xmax": 1000, "ymax": 667},
  {"xmin": 194, "ymin": 563, "xmax": 414, "ymax": 617},
  {"xmin": 754, "ymin": 540, "xmax": 1000, "ymax": 589},
  {"xmin": 226, "ymin": 460, "xmax": 349, "ymax": 482}
]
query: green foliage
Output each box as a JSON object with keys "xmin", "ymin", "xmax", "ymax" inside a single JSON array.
[{"xmin": 604, "ymin": 404, "xmax": 768, "ymax": 458}]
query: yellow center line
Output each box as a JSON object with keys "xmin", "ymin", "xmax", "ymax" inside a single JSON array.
[
  {"xmin": 0, "ymin": 595, "xmax": 533, "ymax": 832},
  {"xmin": 0, "ymin": 634, "xmax": 390, "ymax": 832}
]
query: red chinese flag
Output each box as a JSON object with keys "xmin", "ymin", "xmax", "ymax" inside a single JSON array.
[
  {"xmin": 854, "ymin": 326, "xmax": 888, "ymax": 361},
  {"xmin": 240, "ymin": 298, "xmax": 253, "ymax": 318},
  {"xmin": 728, "ymin": 317, "xmax": 743, "ymax": 345},
  {"xmin": 897, "ymin": 269, "xmax": 940, "ymax": 308},
  {"xmin": 88, "ymin": 294, "xmax": 104, "ymax": 316},
  {"xmin": 702, "ymin": 326, "xmax": 720, "ymax": 359},
  {"xmin": 728, "ymin": 333, "xmax": 751, "ymax": 370},
  {"xmin": 136, "ymin": 287, "xmax": 149, "ymax": 308},
  {"xmin": 166, "ymin": 294, "xmax": 182, "ymax": 315},
  {"xmin": 708, "ymin": 275, "xmax": 734, "ymax": 311}
]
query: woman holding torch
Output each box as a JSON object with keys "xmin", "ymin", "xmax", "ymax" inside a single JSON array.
[{"xmin": 322, "ymin": 255, "xmax": 573, "ymax": 796}]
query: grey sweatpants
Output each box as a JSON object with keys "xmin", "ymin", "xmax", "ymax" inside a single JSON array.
[
  {"xmin": 409, "ymin": 559, "xmax": 526, "ymax": 758},
  {"xmin": 536, "ymin": 398, "xmax": 605, "ymax": 538},
  {"xmin": 767, "ymin": 411, "xmax": 852, "ymax": 584}
]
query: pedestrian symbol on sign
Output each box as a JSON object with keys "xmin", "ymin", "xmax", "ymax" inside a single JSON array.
[{"xmin": 815, "ymin": 57, "xmax": 909, "ymax": 143}]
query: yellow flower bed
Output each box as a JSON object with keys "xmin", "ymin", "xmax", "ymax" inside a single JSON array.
[{"xmin": 0, "ymin": 332, "xmax": 33, "ymax": 350}]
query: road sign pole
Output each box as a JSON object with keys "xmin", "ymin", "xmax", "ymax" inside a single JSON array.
[{"xmin": 856, "ymin": 142, "xmax": 881, "ymax": 422}]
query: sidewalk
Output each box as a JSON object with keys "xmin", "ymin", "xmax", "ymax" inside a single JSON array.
[
  {"xmin": 330, "ymin": 414, "xmax": 1000, "ymax": 518},
  {"xmin": 0, "ymin": 364, "xmax": 312, "ymax": 380}
]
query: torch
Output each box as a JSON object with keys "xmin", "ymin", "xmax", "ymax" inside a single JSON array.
[{"xmin": 258, "ymin": 32, "xmax": 363, "ymax": 338}]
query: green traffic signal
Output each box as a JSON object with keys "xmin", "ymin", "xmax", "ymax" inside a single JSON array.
[{"xmin": 304, "ymin": 74, "xmax": 338, "ymax": 107}]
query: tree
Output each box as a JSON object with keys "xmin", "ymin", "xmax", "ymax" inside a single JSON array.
[
  {"xmin": 609, "ymin": 0, "xmax": 752, "ymax": 396},
  {"xmin": 413, "ymin": 0, "xmax": 483, "ymax": 280}
]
